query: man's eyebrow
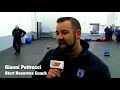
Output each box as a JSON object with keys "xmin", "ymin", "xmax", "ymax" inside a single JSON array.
[
  {"xmin": 61, "ymin": 30, "xmax": 68, "ymax": 31},
  {"xmin": 56, "ymin": 30, "xmax": 67, "ymax": 32},
  {"xmin": 56, "ymin": 30, "xmax": 68, "ymax": 33}
]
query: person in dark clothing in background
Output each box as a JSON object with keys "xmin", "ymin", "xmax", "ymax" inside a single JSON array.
[
  {"xmin": 12, "ymin": 25, "xmax": 26, "ymax": 55},
  {"xmin": 32, "ymin": 17, "xmax": 111, "ymax": 79},
  {"xmin": 114, "ymin": 27, "xmax": 119, "ymax": 36},
  {"xmin": 109, "ymin": 26, "xmax": 114, "ymax": 41},
  {"xmin": 104, "ymin": 26, "xmax": 110, "ymax": 41},
  {"xmin": 116, "ymin": 29, "xmax": 120, "ymax": 43}
]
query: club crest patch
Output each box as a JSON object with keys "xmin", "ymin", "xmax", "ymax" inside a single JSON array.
[{"xmin": 76, "ymin": 68, "xmax": 85, "ymax": 78}]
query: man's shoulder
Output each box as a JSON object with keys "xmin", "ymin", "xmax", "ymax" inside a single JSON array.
[
  {"xmin": 86, "ymin": 51, "xmax": 110, "ymax": 74},
  {"xmin": 13, "ymin": 29, "xmax": 15, "ymax": 31},
  {"xmin": 19, "ymin": 29, "xmax": 24, "ymax": 31},
  {"xmin": 36, "ymin": 49, "xmax": 57, "ymax": 66},
  {"xmin": 45, "ymin": 48, "xmax": 57, "ymax": 57},
  {"xmin": 42, "ymin": 47, "xmax": 62, "ymax": 63},
  {"xmin": 18, "ymin": 28, "xmax": 25, "ymax": 32},
  {"xmin": 87, "ymin": 51, "xmax": 107, "ymax": 66}
]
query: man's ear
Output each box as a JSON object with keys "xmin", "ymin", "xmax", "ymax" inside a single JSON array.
[{"xmin": 76, "ymin": 29, "xmax": 81, "ymax": 39}]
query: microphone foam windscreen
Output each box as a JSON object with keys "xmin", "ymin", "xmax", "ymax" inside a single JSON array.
[{"xmin": 50, "ymin": 60, "xmax": 64, "ymax": 69}]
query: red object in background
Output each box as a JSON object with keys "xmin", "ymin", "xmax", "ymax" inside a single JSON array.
[
  {"xmin": 101, "ymin": 37, "xmax": 106, "ymax": 41},
  {"xmin": 47, "ymin": 45, "xmax": 50, "ymax": 49}
]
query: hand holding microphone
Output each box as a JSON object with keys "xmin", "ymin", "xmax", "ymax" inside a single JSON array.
[{"xmin": 46, "ymin": 60, "xmax": 64, "ymax": 78}]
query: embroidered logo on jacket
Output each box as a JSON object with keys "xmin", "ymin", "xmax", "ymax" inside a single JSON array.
[{"xmin": 76, "ymin": 68, "xmax": 85, "ymax": 78}]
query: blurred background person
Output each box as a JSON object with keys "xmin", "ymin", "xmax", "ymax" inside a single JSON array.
[{"xmin": 12, "ymin": 25, "xmax": 26, "ymax": 55}]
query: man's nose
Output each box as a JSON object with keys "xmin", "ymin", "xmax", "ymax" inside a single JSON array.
[{"xmin": 58, "ymin": 34, "xmax": 64, "ymax": 39}]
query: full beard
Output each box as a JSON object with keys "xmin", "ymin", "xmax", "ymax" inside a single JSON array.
[{"xmin": 58, "ymin": 36, "xmax": 76, "ymax": 53}]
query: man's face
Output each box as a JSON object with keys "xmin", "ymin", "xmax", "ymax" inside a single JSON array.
[
  {"xmin": 15, "ymin": 25, "xmax": 19, "ymax": 29},
  {"xmin": 56, "ymin": 21, "xmax": 76, "ymax": 52}
]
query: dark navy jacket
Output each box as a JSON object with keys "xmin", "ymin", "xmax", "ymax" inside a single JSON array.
[
  {"xmin": 117, "ymin": 30, "xmax": 120, "ymax": 36},
  {"xmin": 32, "ymin": 39, "xmax": 111, "ymax": 79},
  {"xmin": 12, "ymin": 28, "xmax": 26, "ymax": 42},
  {"xmin": 104, "ymin": 27, "xmax": 110, "ymax": 34}
]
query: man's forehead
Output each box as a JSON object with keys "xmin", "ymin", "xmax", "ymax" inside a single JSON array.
[
  {"xmin": 57, "ymin": 21, "xmax": 71, "ymax": 26},
  {"xmin": 56, "ymin": 21, "xmax": 72, "ymax": 30},
  {"xmin": 15, "ymin": 25, "xmax": 19, "ymax": 28}
]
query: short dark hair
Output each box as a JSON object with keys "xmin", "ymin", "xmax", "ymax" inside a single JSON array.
[{"xmin": 57, "ymin": 17, "xmax": 81, "ymax": 31}]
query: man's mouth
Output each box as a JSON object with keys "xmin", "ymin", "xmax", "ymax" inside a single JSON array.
[
  {"xmin": 59, "ymin": 42, "xmax": 66, "ymax": 45},
  {"xmin": 58, "ymin": 40, "xmax": 66, "ymax": 44},
  {"xmin": 59, "ymin": 42, "xmax": 65, "ymax": 45},
  {"xmin": 59, "ymin": 42, "xmax": 67, "ymax": 48}
]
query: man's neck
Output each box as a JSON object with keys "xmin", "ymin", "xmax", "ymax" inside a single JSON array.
[{"xmin": 67, "ymin": 41, "xmax": 83, "ymax": 60}]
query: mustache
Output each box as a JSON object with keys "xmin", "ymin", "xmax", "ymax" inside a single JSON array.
[{"xmin": 58, "ymin": 40, "xmax": 67, "ymax": 45}]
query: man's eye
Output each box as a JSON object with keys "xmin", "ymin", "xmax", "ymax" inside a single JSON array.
[
  {"xmin": 62, "ymin": 31, "xmax": 68, "ymax": 35},
  {"xmin": 56, "ymin": 33, "xmax": 59, "ymax": 36}
]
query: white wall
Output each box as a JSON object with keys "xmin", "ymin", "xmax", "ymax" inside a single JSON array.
[
  {"xmin": 0, "ymin": 12, "xmax": 35, "ymax": 37},
  {"xmin": 114, "ymin": 12, "xmax": 120, "ymax": 26},
  {"xmin": 0, "ymin": 35, "xmax": 13, "ymax": 52},
  {"xmin": 107, "ymin": 12, "xmax": 116, "ymax": 27},
  {"xmin": 36, "ymin": 12, "xmax": 108, "ymax": 33},
  {"xmin": 36, "ymin": 12, "xmax": 61, "ymax": 32},
  {"xmin": 0, "ymin": 12, "xmax": 35, "ymax": 52}
]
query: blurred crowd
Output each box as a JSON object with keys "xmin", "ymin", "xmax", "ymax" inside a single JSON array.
[{"xmin": 104, "ymin": 26, "xmax": 120, "ymax": 43}]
